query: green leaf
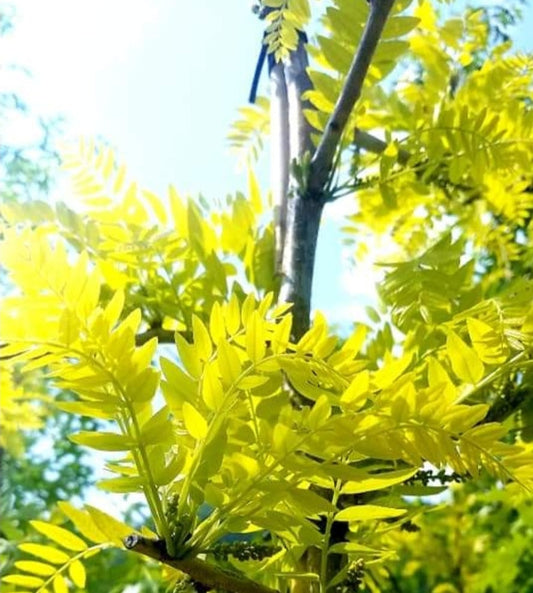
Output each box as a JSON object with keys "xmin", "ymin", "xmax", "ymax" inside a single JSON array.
[
  {"xmin": 288, "ymin": 488, "xmax": 337, "ymax": 515},
  {"xmin": 153, "ymin": 449, "xmax": 187, "ymax": 486},
  {"xmin": 183, "ymin": 402, "xmax": 208, "ymax": 439},
  {"xmin": 446, "ymin": 331, "xmax": 484, "ymax": 384},
  {"xmin": 335, "ymin": 505, "xmax": 406, "ymax": 522},
  {"xmin": 96, "ymin": 476, "xmax": 145, "ymax": 493},
  {"xmin": 328, "ymin": 542, "xmax": 384, "ymax": 555},
  {"xmin": 396, "ymin": 485, "xmax": 448, "ymax": 496},
  {"xmin": 69, "ymin": 431, "xmax": 135, "ymax": 451}
]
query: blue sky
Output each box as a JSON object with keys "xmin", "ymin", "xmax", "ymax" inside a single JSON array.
[{"xmin": 3, "ymin": 0, "xmax": 533, "ymax": 326}]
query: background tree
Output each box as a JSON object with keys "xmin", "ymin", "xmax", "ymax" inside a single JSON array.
[
  {"xmin": 0, "ymin": 2, "xmax": 60, "ymax": 204},
  {"xmin": 0, "ymin": 5, "xmax": 160, "ymax": 591},
  {"xmin": 1, "ymin": 1, "xmax": 533, "ymax": 592}
]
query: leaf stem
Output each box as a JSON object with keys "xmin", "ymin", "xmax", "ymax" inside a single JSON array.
[{"xmin": 319, "ymin": 480, "xmax": 342, "ymax": 593}]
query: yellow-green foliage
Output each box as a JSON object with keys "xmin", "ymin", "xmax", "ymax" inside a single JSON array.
[
  {"xmin": 260, "ymin": 0, "xmax": 311, "ymax": 62},
  {"xmin": 1, "ymin": 143, "xmax": 533, "ymax": 591},
  {"xmin": 2, "ymin": 1, "xmax": 533, "ymax": 590},
  {"xmin": 2, "ymin": 503, "xmax": 131, "ymax": 593},
  {"xmin": 0, "ymin": 368, "xmax": 48, "ymax": 457}
]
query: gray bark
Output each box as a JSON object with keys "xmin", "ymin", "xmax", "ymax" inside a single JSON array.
[
  {"xmin": 270, "ymin": 60, "xmax": 290, "ymax": 274},
  {"xmin": 274, "ymin": 0, "xmax": 397, "ymax": 340}
]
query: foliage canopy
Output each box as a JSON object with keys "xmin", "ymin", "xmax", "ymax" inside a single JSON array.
[{"xmin": 1, "ymin": 1, "xmax": 533, "ymax": 592}]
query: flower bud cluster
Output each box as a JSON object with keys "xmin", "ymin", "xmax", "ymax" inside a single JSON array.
[
  {"xmin": 336, "ymin": 559, "xmax": 365, "ymax": 593},
  {"xmin": 211, "ymin": 541, "xmax": 280, "ymax": 562}
]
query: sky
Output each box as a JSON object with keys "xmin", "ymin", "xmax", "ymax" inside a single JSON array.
[
  {"xmin": 3, "ymin": 0, "xmax": 533, "ymax": 326},
  {"xmin": 3, "ymin": 0, "xmax": 533, "ymax": 512}
]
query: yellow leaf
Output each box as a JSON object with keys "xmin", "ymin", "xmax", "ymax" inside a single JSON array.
[
  {"xmin": 340, "ymin": 468, "xmax": 417, "ymax": 495},
  {"xmin": 202, "ymin": 362, "xmax": 224, "ymax": 410},
  {"xmin": 247, "ymin": 168, "xmax": 263, "ymax": 214},
  {"xmin": 2, "ymin": 574, "xmax": 45, "ymax": 588},
  {"xmin": 335, "ymin": 505, "xmax": 406, "ymax": 522},
  {"xmin": 30, "ymin": 521, "xmax": 87, "ymax": 552},
  {"xmin": 225, "ymin": 294, "xmax": 241, "ymax": 335},
  {"xmin": 341, "ymin": 371, "xmax": 370, "ymax": 410},
  {"xmin": 69, "ymin": 560, "xmax": 86, "ymax": 588},
  {"xmin": 113, "ymin": 164, "xmax": 127, "ymax": 193},
  {"xmin": 466, "ymin": 317, "xmax": 509, "ymax": 364},
  {"xmin": 58, "ymin": 502, "xmax": 108, "ymax": 544},
  {"xmin": 192, "ymin": 315, "xmax": 213, "ymax": 361},
  {"xmin": 175, "ymin": 333, "xmax": 202, "ymax": 378},
  {"xmin": 308, "ymin": 395, "xmax": 331, "ymax": 430},
  {"xmin": 373, "ymin": 352, "xmax": 413, "ymax": 390},
  {"xmin": 446, "ymin": 331, "xmax": 484, "ymax": 384},
  {"xmin": 182, "ymin": 402, "xmax": 208, "ymax": 440},
  {"xmin": 246, "ymin": 311, "xmax": 266, "ymax": 364},
  {"xmin": 18, "ymin": 544, "xmax": 70, "ymax": 565},
  {"xmin": 97, "ymin": 476, "xmax": 146, "ymax": 493},
  {"xmin": 69, "ymin": 431, "xmax": 135, "ymax": 451},
  {"xmin": 217, "ymin": 341, "xmax": 242, "ymax": 385},
  {"xmin": 125, "ymin": 367, "xmax": 159, "ymax": 403},
  {"xmin": 53, "ymin": 573, "xmax": 68, "ymax": 593},
  {"xmin": 297, "ymin": 313, "xmax": 327, "ymax": 353},
  {"xmin": 271, "ymin": 314, "xmax": 292, "ymax": 355},
  {"xmin": 209, "ymin": 302, "xmax": 226, "ymax": 345},
  {"xmin": 85, "ymin": 505, "xmax": 133, "ymax": 547},
  {"xmin": 14, "ymin": 560, "xmax": 55, "ymax": 577},
  {"xmin": 427, "ymin": 357, "xmax": 452, "ymax": 386},
  {"xmin": 142, "ymin": 189, "xmax": 168, "ymax": 224}
]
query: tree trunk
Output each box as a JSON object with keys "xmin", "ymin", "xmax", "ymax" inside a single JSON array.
[
  {"xmin": 278, "ymin": 192, "xmax": 323, "ymax": 340},
  {"xmin": 275, "ymin": 31, "xmax": 320, "ymax": 340}
]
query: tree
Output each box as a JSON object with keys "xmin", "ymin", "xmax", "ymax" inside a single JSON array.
[
  {"xmin": 0, "ymin": 2, "xmax": 115, "ymax": 583},
  {"xmin": 0, "ymin": 2, "xmax": 61, "ymax": 204},
  {"xmin": 1, "ymin": 0, "xmax": 533, "ymax": 592}
]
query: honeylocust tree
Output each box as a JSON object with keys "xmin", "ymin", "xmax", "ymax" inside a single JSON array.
[{"xmin": 1, "ymin": 1, "xmax": 533, "ymax": 592}]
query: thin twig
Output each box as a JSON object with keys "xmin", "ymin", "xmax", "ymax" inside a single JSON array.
[{"xmin": 309, "ymin": 0, "xmax": 396, "ymax": 194}]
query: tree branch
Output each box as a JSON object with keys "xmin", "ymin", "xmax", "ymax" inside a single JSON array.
[
  {"xmin": 309, "ymin": 0, "xmax": 396, "ymax": 194},
  {"xmin": 354, "ymin": 128, "xmax": 410, "ymax": 165},
  {"xmin": 135, "ymin": 328, "xmax": 177, "ymax": 346},
  {"xmin": 485, "ymin": 386, "xmax": 530, "ymax": 423},
  {"xmin": 124, "ymin": 535, "xmax": 279, "ymax": 593}
]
